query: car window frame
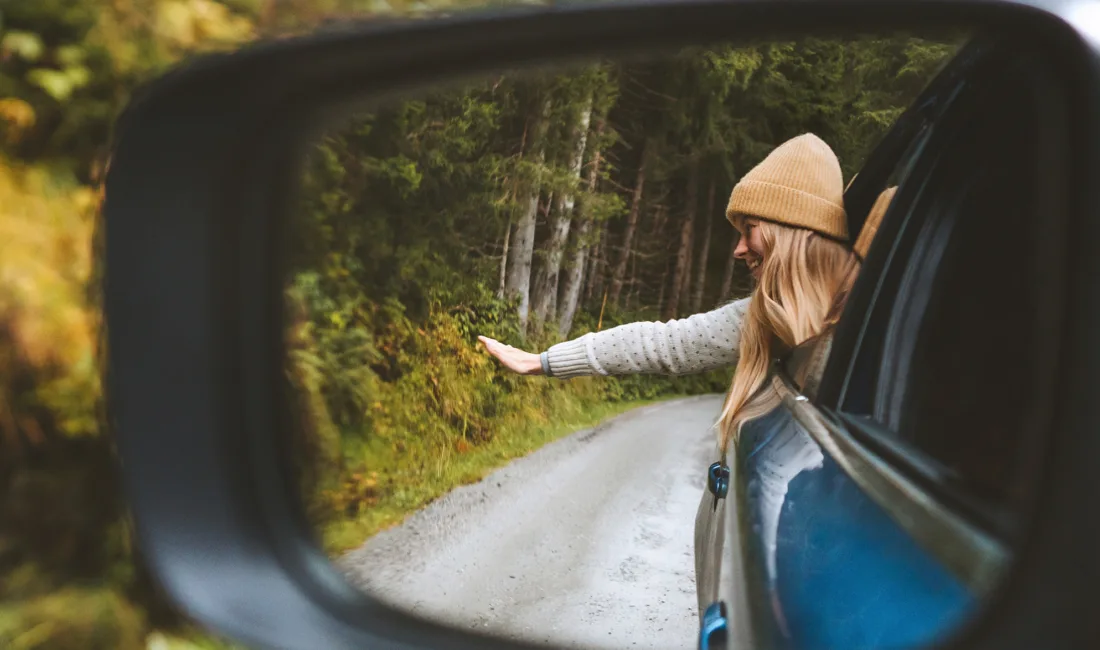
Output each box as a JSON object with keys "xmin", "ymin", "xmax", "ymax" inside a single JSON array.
[
  {"xmin": 836, "ymin": 42, "xmax": 1059, "ymax": 529},
  {"xmin": 769, "ymin": 35, "xmax": 1061, "ymax": 592},
  {"xmin": 819, "ymin": 34, "xmax": 1003, "ymax": 407}
]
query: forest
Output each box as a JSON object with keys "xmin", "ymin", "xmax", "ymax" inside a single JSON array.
[
  {"xmin": 0, "ymin": 1, "xmax": 960, "ymax": 648},
  {"xmin": 286, "ymin": 36, "xmax": 963, "ymax": 554}
]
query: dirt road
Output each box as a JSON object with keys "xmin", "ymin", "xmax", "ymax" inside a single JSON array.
[{"xmin": 336, "ymin": 394, "xmax": 724, "ymax": 649}]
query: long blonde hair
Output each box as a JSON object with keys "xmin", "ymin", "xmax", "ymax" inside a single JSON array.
[{"xmin": 718, "ymin": 219, "xmax": 859, "ymax": 449}]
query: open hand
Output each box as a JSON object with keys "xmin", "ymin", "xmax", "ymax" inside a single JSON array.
[{"xmin": 477, "ymin": 336, "xmax": 544, "ymax": 375}]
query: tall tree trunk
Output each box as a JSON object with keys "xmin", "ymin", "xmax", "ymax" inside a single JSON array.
[
  {"xmin": 650, "ymin": 202, "xmax": 668, "ymax": 239},
  {"xmin": 718, "ymin": 236, "xmax": 739, "ymax": 302},
  {"xmin": 627, "ymin": 249, "xmax": 640, "ymax": 311},
  {"xmin": 609, "ymin": 140, "xmax": 650, "ymax": 307},
  {"xmin": 532, "ymin": 95, "xmax": 593, "ymax": 326},
  {"xmin": 497, "ymin": 120, "xmax": 528, "ymax": 300},
  {"xmin": 691, "ymin": 178, "xmax": 716, "ymax": 312},
  {"xmin": 504, "ymin": 96, "xmax": 553, "ymax": 332},
  {"xmin": 678, "ymin": 217, "xmax": 695, "ymax": 315},
  {"xmin": 497, "ymin": 223, "xmax": 511, "ymax": 299},
  {"xmin": 664, "ymin": 159, "xmax": 699, "ymax": 321},
  {"xmin": 657, "ymin": 255, "xmax": 670, "ymax": 317},
  {"xmin": 559, "ymin": 118, "xmax": 605, "ymax": 338},
  {"xmin": 538, "ymin": 192, "xmax": 554, "ymax": 225},
  {"xmin": 585, "ymin": 221, "xmax": 606, "ymax": 303},
  {"xmin": 585, "ymin": 227, "xmax": 600, "ymax": 302}
]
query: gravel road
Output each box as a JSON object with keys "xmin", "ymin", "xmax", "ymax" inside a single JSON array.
[{"xmin": 336, "ymin": 394, "xmax": 724, "ymax": 649}]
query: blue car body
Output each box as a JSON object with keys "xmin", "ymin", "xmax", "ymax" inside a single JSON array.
[
  {"xmin": 693, "ymin": 332, "xmax": 998, "ymax": 650},
  {"xmin": 735, "ymin": 405, "xmax": 974, "ymax": 650}
]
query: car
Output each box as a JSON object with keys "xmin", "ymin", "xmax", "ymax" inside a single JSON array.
[
  {"xmin": 103, "ymin": 1, "xmax": 1100, "ymax": 649},
  {"xmin": 692, "ymin": 34, "xmax": 1047, "ymax": 650}
]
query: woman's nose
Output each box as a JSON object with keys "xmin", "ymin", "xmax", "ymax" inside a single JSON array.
[{"xmin": 733, "ymin": 236, "xmax": 748, "ymax": 259}]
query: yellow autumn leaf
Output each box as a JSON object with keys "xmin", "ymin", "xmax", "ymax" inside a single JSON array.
[
  {"xmin": 26, "ymin": 69, "xmax": 77, "ymax": 102},
  {"xmin": 0, "ymin": 159, "xmax": 95, "ymax": 372},
  {"xmin": 1, "ymin": 31, "xmax": 44, "ymax": 62},
  {"xmin": 0, "ymin": 99, "xmax": 36, "ymax": 144},
  {"xmin": 191, "ymin": 0, "xmax": 256, "ymax": 44},
  {"xmin": 155, "ymin": 1, "xmax": 201, "ymax": 48},
  {"xmin": 55, "ymin": 45, "xmax": 87, "ymax": 66},
  {"xmin": 155, "ymin": 0, "xmax": 255, "ymax": 50}
]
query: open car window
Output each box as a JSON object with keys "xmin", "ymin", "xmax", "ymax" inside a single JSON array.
[
  {"xmin": 779, "ymin": 95, "xmax": 935, "ymax": 398},
  {"xmin": 777, "ymin": 36, "xmax": 1064, "ymax": 554},
  {"xmin": 815, "ymin": 46, "xmax": 1063, "ymax": 542},
  {"xmin": 780, "ymin": 39, "xmax": 997, "ymax": 398}
]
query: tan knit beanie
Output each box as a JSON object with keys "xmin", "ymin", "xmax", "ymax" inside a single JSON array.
[
  {"xmin": 726, "ymin": 133, "xmax": 847, "ymax": 240},
  {"xmin": 854, "ymin": 185, "xmax": 897, "ymax": 259}
]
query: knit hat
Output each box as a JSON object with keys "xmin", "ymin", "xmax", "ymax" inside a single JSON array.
[
  {"xmin": 726, "ymin": 133, "xmax": 848, "ymax": 240},
  {"xmin": 854, "ymin": 186, "xmax": 897, "ymax": 259}
]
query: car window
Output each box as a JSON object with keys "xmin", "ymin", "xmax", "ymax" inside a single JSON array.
[
  {"xmin": 826, "ymin": 50, "xmax": 1058, "ymax": 539},
  {"xmin": 782, "ymin": 126, "xmax": 931, "ymax": 396}
]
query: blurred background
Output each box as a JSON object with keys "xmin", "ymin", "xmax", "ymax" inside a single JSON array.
[{"xmin": 0, "ymin": 2, "xmax": 956, "ymax": 649}]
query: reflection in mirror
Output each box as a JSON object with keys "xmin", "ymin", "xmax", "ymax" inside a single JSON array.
[{"xmin": 277, "ymin": 31, "xmax": 1025, "ymax": 650}]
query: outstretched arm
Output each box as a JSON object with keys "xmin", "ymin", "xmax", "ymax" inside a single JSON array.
[{"xmin": 480, "ymin": 297, "xmax": 751, "ymax": 379}]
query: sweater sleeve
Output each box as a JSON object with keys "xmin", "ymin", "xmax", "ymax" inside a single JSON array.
[{"xmin": 543, "ymin": 297, "xmax": 752, "ymax": 379}]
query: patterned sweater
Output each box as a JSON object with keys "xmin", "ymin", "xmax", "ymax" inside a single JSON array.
[{"xmin": 543, "ymin": 297, "xmax": 752, "ymax": 379}]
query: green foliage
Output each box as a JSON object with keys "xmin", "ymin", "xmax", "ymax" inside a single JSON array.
[
  {"xmin": 0, "ymin": 1, "xmax": 255, "ymax": 175},
  {"xmin": 0, "ymin": 587, "xmax": 146, "ymax": 650}
]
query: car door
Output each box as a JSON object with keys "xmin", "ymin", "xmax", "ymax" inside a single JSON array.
[{"xmin": 699, "ymin": 33, "xmax": 1067, "ymax": 650}]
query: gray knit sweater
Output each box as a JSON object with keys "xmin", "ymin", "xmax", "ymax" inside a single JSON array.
[{"xmin": 543, "ymin": 297, "xmax": 752, "ymax": 379}]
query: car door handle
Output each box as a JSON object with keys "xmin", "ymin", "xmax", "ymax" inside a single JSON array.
[
  {"xmin": 708, "ymin": 462, "xmax": 730, "ymax": 499},
  {"xmin": 699, "ymin": 601, "xmax": 729, "ymax": 650}
]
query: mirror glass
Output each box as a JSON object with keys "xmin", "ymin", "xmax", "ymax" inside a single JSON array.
[{"xmin": 280, "ymin": 29, "xmax": 1045, "ymax": 649}]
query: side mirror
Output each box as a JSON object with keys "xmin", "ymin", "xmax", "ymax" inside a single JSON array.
[{"xmin": 104, "ymin": 2, "xmax": 1100, "ymax": 650}]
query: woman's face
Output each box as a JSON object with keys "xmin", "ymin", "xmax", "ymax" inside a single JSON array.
[{"xmin": 734, "ymin": 217, "xmax": 767, "ymax": 279}]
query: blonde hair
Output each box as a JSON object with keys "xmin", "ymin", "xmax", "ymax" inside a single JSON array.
[{"xmin": 718, "ymin": 219, "xmax": 859, "ymax": 450}]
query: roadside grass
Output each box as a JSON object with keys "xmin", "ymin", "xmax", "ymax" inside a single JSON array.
[{"xmin": 319, "ymin": 394, "xmax": 673, "ymax": 555}]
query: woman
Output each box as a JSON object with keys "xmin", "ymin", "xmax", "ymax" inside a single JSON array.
[{"xmin": 480, "ymin": 133, "xmax": 875, "ymax": 401}]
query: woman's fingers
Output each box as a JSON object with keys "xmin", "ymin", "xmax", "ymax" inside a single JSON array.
[
  {"xmin": 478, "ymin": 336, "xmax": 507, "ymax": 358},
  {"xmin": 478, "ymin": 335, "xmax": 514, "ymax": 366},
  {"xmin": 477, "ymin": 335, "xmax": 542, "ymax": 375}
]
